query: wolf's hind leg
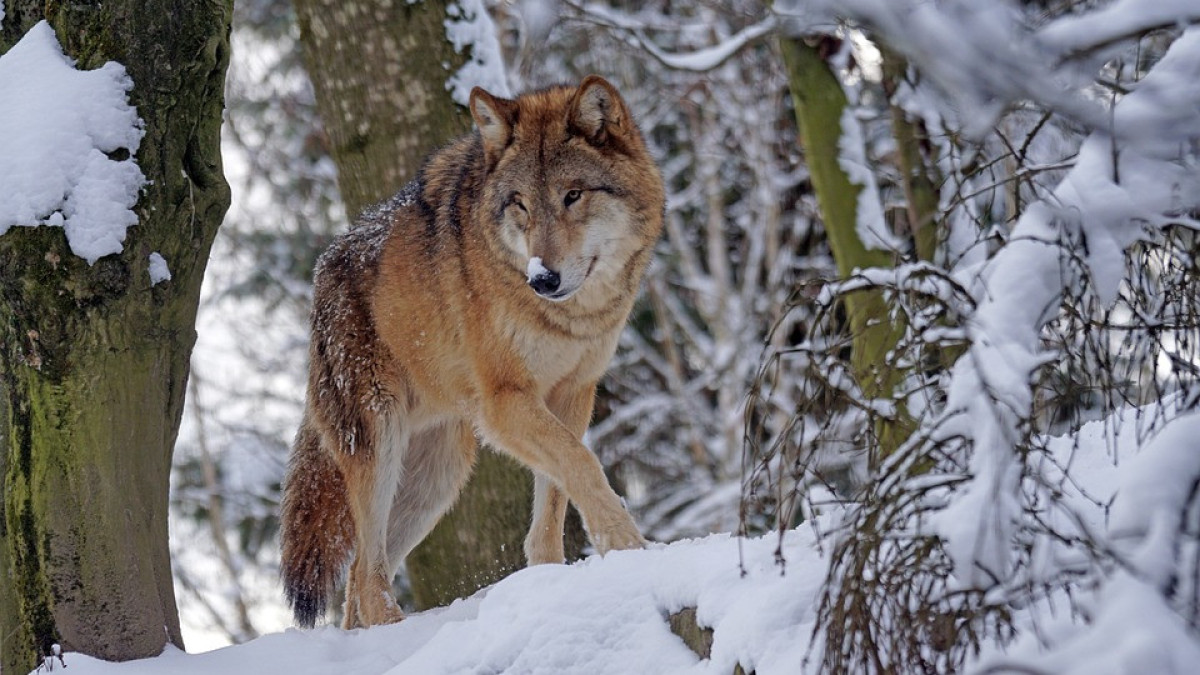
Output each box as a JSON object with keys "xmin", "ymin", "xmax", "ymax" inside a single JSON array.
[
  {"xmin": 384, "ymin": 420, "xmax": 478, "ymax": 578},
  {"xmin": 526, "ymin": 473, "xmax": 569, "ymax": 564},
  {"xmin": 339, "ymin": 411, "xmax": 408, "ymax": 629}
]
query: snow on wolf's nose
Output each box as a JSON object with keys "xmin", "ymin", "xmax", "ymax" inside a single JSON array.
[
  {"xmin": 526, "ymin": 256, "xmax": 550, "ymax": 282},
  {"xmin": 527, "ymin": 256, "xmax": 562, "ymax": 296}
]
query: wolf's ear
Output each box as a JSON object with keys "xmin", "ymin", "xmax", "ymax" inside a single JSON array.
[
  {"xmin": 569, "ymin": 75, "xmax": 629, "ymax": 146},
  {"xmin": 470, "ymin": 87, "xmax": 518, "ymax": 163}
]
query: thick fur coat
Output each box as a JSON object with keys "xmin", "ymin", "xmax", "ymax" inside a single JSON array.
[{"xmin": 280, "ymin": 76, "xmax": 665, "ymax": 628}]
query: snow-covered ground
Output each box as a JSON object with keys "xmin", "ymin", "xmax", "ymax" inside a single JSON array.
[
  {"xmin": 45, "ymin": 527, "xmax": 826, "ymax": 675},
  {"xmin": 44, "ymin": 406, "xmax": 1200, "ymax": 675}
]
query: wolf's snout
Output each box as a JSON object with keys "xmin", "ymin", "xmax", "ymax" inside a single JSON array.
[
  {"xmin": 526, "ymin": 256, "xmax": 563, "ymax": 297},
  {"xmin": 528, "ymin": 269, "xmax": 561, "ymax": 296}
]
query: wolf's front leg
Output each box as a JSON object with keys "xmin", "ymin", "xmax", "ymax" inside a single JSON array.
[{"xmin": 481, "ymin": 387, "xmax": 645, "ymax": 556}]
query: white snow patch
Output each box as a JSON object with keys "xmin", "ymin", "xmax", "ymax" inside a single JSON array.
[
  {"xmin": 526, "ymin": 255, "xmax": 549, "ymax": 282},
  {"xmin": 515, "ymin": 0, "xmax": 561, "ymax": 45},
  {"xmin": 0, "ymin": 21, "xmax": 145, "ymax": 264},
  {"xmin": 148, "ymin": 252, "xmax": 172, "ymax": 286},
  {"xmin": 838, "ymin": 106, "xmax": 901, "ymax": 252},
  {"xmin": 975, "ymin": 410, "xmax": 1200, "ymax": 674},
  {"xmin": 48, "ymin": 529, "xmax": 827, "ymax": 675},
  {"xmin": 445, "ymin": 0, "xmax": 511, "ymax": 106}
]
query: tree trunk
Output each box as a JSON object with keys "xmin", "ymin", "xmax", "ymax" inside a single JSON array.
[
  {"xmin": 294, "ymin": 0, "xmax": 472, "ymax": 219},
  {"xmin": 880, "ymin": 48, "xmax": 941, "ymax": 264},
  {"xmin": 294, "ymin": 0, "xmax": 553, "ymax": 612},
  {"xmin": 0, "ymin": 2, "xmax": 231, "ymax": 673},
  {"xmin": 779, "ymin": 36, "xmax": 913, "ymax": 462}
]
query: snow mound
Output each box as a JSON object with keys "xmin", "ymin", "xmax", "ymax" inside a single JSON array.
[
  {"xmin": 52, "ymin": 529, "xmax": 826, "ymax": 675},
  {"xmin": 0, "ymin": 21, "xmax": 145, "ymax": 264},
  {"xmin": 445, "ymin": 0, "xmax": 511, "ymax": 105},
  {"xmin": 30, "ymin": 407, "xmax": 1200, "ymax": 673}
]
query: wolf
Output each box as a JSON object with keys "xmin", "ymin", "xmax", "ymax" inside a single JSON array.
[{"xmin": 279, "ymin": 75, "xmax": 665, "ymax": 629}]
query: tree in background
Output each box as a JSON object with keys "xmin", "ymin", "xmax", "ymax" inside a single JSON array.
[
  {"xmin": 0, "ymin": 1, "xmax": 232, "ymax": 672},
  {"xmin": 168, "ymin": 4, "xmax": 1200, "ymax": 671}
]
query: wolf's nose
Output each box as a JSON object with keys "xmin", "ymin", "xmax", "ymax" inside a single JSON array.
[{"xmin": 528, "ymin": 269, "xmax": 561, "ymax": 296}]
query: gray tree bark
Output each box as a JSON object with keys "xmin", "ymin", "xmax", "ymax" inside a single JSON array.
[
  {"xmin": 0, "ymin": 2, "xmax": 232, "ymax": 672},
  {"xmin": 294, "ymin": 0, "xmax": 473, "ymax": 219}
]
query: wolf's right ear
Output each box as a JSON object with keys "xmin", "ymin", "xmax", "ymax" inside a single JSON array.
[
  {"xmin": 470, "ymin": 87, "xmax": 518, "ymax": 164},
  {"xmin": 568, "ymin": 75, "xmax": 629, "ymax": 147}
]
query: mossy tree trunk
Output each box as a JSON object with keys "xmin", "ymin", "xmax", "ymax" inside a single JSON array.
[
  {"xmin": 294, "ymin": 0, "xmax": 573, "ymax": 611},
  {"xmin": 880, "ymin": 49, "xmax": 941, "ymax": 264},
  {"xmin": 0, "ymin": 2, "xmax": 232, "ymax": 673},
  {"xmin": 779, "ymin": 37, "xmax": 913, "ymax": 463}
]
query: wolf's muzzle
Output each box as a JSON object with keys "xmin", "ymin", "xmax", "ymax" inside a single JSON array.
[{"xmin": 528, "ymin": 269, "xmax": 562, "ymax": 297}]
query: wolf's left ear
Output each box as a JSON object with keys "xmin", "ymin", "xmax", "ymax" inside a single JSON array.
[
  {"xmin": 470, "ymin": 87, "xmax": 518, "ymax": 163},
  {"xmin": 569, "ymin": 75, "xmax": 629, "ymax": 146}
]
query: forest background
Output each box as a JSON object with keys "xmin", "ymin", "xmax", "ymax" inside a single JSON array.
[
  {"xmin": 2, "ymin": 0, "xmax": 1198, "ymax": 673},
  {"xmin": 177, "ymin": 0, "xmax": 1200, "ymax": 667}
]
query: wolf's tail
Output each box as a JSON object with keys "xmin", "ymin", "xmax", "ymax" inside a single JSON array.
[{"xmin": 280, "ymin": 420, "xmax": 353, "ymax": 628}]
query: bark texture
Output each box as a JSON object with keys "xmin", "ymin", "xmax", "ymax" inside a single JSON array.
[
  {"xmin": 881, "ymin": 49, "xmax": 941, "ymax": 264},
  {"xmin": 294, "ymin": 0, "xmax": 472, "ymax": 219},
  {"xmin": 294, "ymin": 0, "xmax": 568, "ymax": 612},
  {"xmin": 669, "ymin": 608, "xmax": 750, "ymax": 675},
  {"xmin": 0, "ymin": 2, "xmax": 232, "ymax": 672}
]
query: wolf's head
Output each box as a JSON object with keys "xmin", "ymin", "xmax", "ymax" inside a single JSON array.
[{"xmin": 469, "ymin": 76, "xmax": 664, "ymax": 304}]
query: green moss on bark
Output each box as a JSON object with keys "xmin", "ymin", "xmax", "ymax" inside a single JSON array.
[
  {"xmin": 779, "ymin": 37, "xmax": 914, "ymax": 461},
  {"xmin": 0, "ymin": 2, "xmax": 233, "ymax": 672}
]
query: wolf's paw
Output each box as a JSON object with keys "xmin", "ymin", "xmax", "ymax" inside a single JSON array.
[
  {"xmin": 362, "ymin": 599, "xmax": 406, "ymax": 627},
  {"xmin": 591, "ymin": 523, "xmax": 647, "ymax": 555},
  {"xmin": 345, "ymin": 590, "xmax": 406, "ymax": 628}
]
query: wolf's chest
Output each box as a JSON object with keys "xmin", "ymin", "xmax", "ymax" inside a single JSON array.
[
  {"xmin": 506, "ymin": 322, "xmax": 591, "ymax": 383},
  {"xmin": 486, "ymin": 306, "xmax": 614, "ymax": 389}
]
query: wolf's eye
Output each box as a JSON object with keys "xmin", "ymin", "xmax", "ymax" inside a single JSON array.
[
  {"xmin": 507, "ymin": 194, "xmax": 528, "ymax": 213},
  {"xmin": 563, "ymin": 189, "xmax": 582, "ymax": 207}
]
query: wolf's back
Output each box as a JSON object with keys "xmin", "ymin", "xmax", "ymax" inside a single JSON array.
[{"xmin": 280, "ymin": 421, "xmax": 353, "ymax": 628}]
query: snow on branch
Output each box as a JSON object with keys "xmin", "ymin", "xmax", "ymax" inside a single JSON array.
[
  {"xmin": 445, "ymin": 0, "xmax": 511, "ymax": 106},
  {"xmin": 1039, "ymin": 0, "xmax": 1200, "ymax": 63},
  {"xmin": 632, "ymin": 16, "xmax": 777, "ymax": 72},
  {"xmin": 981, "ymin": 413, "xmax": 1200, "ymax": 675},
  {"xmin": 772, "ymin": 0, "xmax": 1128, "ymax": 135},
  {"xmin": 931, "ymin": 27, "xmax": 1200, "ymax": 588},
  {"xmin": 0, "ymin": 21, "xmax": 145, "ymax": 264},
  {"xmin": 564, "ymin": 1, "xmax": 776, "ymax": 72}
]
